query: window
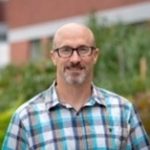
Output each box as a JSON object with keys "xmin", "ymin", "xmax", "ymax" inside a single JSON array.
[{"xmin": 30, "ymin": 39, "xmax": 43, "ymax": 62}]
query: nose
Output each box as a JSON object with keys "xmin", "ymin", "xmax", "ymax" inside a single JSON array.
[{"xmin": 70, "ymin": 50, "xmax": 81, "ymax": 63}]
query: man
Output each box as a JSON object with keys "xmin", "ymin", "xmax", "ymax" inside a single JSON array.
[{"xmin": 2, "ymin": 23, "xmax": 150, "ymax": 149}]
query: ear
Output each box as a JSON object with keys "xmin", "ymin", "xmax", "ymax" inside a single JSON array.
[
  {"xmin": 93, "ymin": 48, "xmax": 99, "ymax": 64},
  {"xmin": 50, "ymin": 51, "xmax": 57, "ymax": 65}
]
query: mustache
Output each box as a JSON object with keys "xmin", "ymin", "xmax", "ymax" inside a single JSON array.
[{"xmin": 66, "ymin": 62, "xmax": 85, "ymax": 69}]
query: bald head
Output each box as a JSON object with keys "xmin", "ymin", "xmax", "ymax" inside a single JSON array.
[{"xmin": 52, "ymin": 23, "xmax": 96, "ymax": 49}]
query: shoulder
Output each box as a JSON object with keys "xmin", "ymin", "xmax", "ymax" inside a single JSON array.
[
  {"xmin": 94, "ymin": 86, "xmax": 133, "ymax": 110},
  {"xmin": 94, "ymin": 86, "xmax": 136, "ymax": 123},
  {"xmin": 13, "ymin": 87, "xmax": 51, "ymax": 121}
]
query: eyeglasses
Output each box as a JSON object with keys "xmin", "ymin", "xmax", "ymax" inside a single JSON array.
[{"xmin": 53, "ymin": 46, "xmax": 96, "ymax": 58}]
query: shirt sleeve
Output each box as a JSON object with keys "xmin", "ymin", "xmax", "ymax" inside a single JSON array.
[
  {"xmin": 2, "ymin": 112, "xmax": 29, "ymax": 150},
  {"xmin": 126, "ymin": 105, "xmax": 150, "ymax": 150}
]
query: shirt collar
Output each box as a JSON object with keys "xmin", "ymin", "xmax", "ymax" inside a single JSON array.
[
  {"xmin": 45, "ymin": 81, "xmax": 106, "ymax": 110},
  {"xmin": 44, "ymin": 81, "xmax": 60, "ymax": 110},
  {"xmin": 90, "ymin": 84, "xmax": 106, "ymax": 107}
]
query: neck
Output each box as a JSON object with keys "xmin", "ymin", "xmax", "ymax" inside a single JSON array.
[{"xmin": 56, "ymin": 80, "xmax": 92, "ymax": 111}]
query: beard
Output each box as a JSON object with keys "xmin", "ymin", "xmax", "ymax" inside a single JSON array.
[
  {"xmin": 63, "ymin": 62, "xmax": 87, "ymax": 85},
  {"xmin": 64, "ymin": 70, "xmax": 86, "ymax": 85}
]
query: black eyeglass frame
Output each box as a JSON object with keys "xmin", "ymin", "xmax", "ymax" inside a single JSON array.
[{"xmin": 53, "ymin": 46, "xmax": 96, "ymax": 58}]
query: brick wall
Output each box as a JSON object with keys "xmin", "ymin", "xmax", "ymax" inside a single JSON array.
[
  {"xmin": 6, "ymin": 0, "xmax": 149, "ymax": 28},
  {"xmin": 11, "ymin": 41, "xmax": 30, "ymax": 65},
  {"xmin": 10, "ymin": 37, "xmax": 52, "ymax": 64},
  {"xmin": 0, "ymin": 1, "xmax": 7, "ymax": 21}
]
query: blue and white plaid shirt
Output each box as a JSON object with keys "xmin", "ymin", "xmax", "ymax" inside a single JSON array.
[{"xmin": 2, "ymin": 82, "xmax": 150, "ymax": 150}]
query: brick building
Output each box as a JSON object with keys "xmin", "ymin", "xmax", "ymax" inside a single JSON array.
[{"xmin": 0, "ymin": 0, "xmax": 150, "ymax": 65}]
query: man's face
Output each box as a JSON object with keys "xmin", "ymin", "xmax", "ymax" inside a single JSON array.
[{"xmin": 51, "ymin": 26, "xmax": 99, "ymax": 85}]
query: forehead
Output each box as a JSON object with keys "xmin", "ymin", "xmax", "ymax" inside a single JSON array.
[{"xmin": 53, "ymin": 24, "xmax": 95, "ymax": 48}]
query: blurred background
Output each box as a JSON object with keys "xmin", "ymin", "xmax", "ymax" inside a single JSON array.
[{"xmin": 0, "ymin": 0, "xmax": 150, "ymax": 146}]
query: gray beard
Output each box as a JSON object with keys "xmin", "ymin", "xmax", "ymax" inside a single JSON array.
[{"xmin": 63, "ymin": 72, "xmax": 86, "ymax": 85}]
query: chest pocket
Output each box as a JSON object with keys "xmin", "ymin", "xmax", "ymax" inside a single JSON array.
[{"xmin": 107, "ymin": 125, "xmax": 129, "ymax": 150}]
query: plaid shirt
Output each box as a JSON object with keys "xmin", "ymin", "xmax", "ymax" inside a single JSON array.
[{"xmin": 2, "ymin": 82, "xmax": 150, "ymax": 150}]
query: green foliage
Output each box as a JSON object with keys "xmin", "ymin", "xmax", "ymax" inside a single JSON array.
[
  {"xmin": 0, "ymin": 17, "xmax": 150, "ymax": 146},
  {"xmin": 86, "ymin": 15, "xmax": 150, "ymax": 94},
  {"xmin": 0, "ymin": 109, "xmax": 14, "ymax": 146},
  {"xmin": 0, "ymin": 61, "xmax": 55, "ymax": 111}
]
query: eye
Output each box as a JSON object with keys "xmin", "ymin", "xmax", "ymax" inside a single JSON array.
[
  {"xmin": 78, "ymin": 46, "xmax": 89, "ymax": 54},
  {"xmin": 60, "ymin": 47, "xmax": 72, "ymax": 54}
]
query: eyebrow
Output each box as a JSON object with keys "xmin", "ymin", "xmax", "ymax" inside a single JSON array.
[{"xmin": 59, "ymin": 45, "xmax": 92, "ymax": 48}]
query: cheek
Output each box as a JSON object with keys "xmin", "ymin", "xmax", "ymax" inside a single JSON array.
[
  {"xmin": 56, "ymin": 60, "xmax": 67, "ymax": 71},
  {"xmin": 84, "ymin": 57, "xmax": 96, "ymax": 67}
]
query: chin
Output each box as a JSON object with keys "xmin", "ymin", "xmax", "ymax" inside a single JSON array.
[{"xmin": 64, "ymin": 75, "xmax": 86, "ymax": 85}]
